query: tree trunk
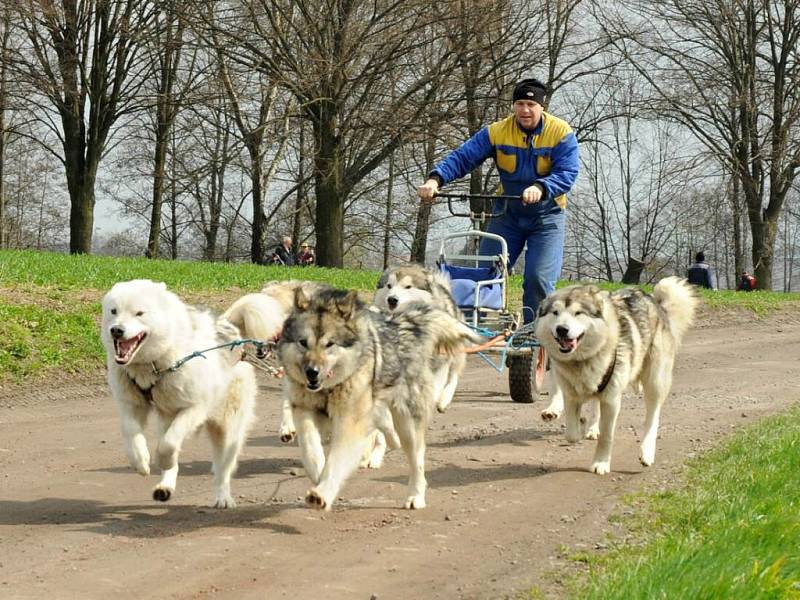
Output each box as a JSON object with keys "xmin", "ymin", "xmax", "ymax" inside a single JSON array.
[
  {"xmin": 64, "ymin": 143, "xmax": 97, "ymax": 254},
  {"xmin": 410, "ymin": 133, "xmax": 437, "ymax": 264},
  {"xmin": 731, "ymin": 173, "xmax": 743, "ymax": 286},
  {"xmin": 291, "ymin": 122, "xmax": 305, "ymax": 246},
  {"xmin": 248, "ymin": 141, "xmax": 267, "ymax": 264},
  {"xmin": 312, "ymin": 104, "xmax": 345, "ymax": 268},
  {"xmin": 382, "ymin": 151, "xmax": 395, "ymax": 269},
  {"xmin": 621, "ymin": 257, "xmax": 645, "ymax": 284},
  {"xmin": 0, "ymin": 7, "xmax": 7, "ymax": 250},
  {"xmin": 147, "ymin": 131, "xmax": 168, "ymax": 258}
]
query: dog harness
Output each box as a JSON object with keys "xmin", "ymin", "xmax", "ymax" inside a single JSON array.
[{"xmin": 596, "ymin": 350, "xmax": 617, "ymax": 394}]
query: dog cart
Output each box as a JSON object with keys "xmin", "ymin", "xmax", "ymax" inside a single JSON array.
[{"xmin": 434, "ymin": 193, "xmax": 546, "ymax": 404}]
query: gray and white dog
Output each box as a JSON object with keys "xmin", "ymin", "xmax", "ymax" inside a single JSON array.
[
  {"xmin": 534, "ymin": 277, "xmax": 698, "ymax": 475},
  {"xmin": 373, "ymin": 263, "xmax": 464, "ymax": 413},
  {"xmin": 278, "ymin": 287, "xmax": 483, "ymax": 511}
]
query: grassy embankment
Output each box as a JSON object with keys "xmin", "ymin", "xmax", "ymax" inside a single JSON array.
[{"xmin": 547, "ymin": 406, "xmax": 800, "ymax": 599}]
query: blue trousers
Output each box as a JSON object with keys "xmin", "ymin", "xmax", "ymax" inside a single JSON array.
[{"xmin": 479, "ymin": 201, "xmax": 566, "ymax": 323}]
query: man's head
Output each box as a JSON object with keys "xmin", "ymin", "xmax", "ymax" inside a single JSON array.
[
  {"xmin": 512, "ymin": 78, "xmax": 547, "ymax": 130},
  {"xmin": 742, "ymin": 270, "xmax": 749, "ymax": 277},
  {"xmin": 300, "ymin": 243, "xmax": 310, "ymax": 252},
  {"xmin": 695, "ymin": 251, "xmax": 705, "ymax": 263},
  {"xmin": 283, "ymin": 236, "xmax": 292, "ymax": 248}
]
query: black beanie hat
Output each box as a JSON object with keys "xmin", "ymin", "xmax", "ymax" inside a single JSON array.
[{"xmin": 512, "ymin": 78, "xmax": 547, "ymax": 105}]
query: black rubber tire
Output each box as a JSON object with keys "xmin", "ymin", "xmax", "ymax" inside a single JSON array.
[{"xmin": 508, "ymin": 347, "xmax": 546, "ymax": 403}]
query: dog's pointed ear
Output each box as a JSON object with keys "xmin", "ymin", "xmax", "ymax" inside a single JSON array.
[
  {"xmin": 294, "ymin": 287, "xmax": 310, "ymax": 311},
  {"xmin": 537, "ymin": 297, "xmax": 552, "ymax": 318},
  {"xmin": 336, "ymin": 290, "xmax": 359, "ymax": 319}
]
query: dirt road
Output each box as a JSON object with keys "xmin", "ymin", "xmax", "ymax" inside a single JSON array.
[{"xmin": 1, "ymin": 309, "xmax": 799, "ymax": 600}]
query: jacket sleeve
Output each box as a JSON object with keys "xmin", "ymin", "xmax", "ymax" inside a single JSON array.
[
  {"xmin": 537, "ymin": 132, "xmax": 579, "ymax": 200},
  {"xmin": 430, "ymin": 127, "xmax": 495, "ymax": 185}
]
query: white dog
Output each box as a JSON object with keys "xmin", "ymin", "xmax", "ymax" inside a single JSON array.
[{"xmin": 100, "ymin": 279, "xmax": 256, "ymax": 507}]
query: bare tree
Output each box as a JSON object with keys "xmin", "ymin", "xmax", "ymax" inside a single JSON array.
[
  {"xmin": 601, "ymin": 0, "xmax": 800, "ymax": 289},
  {"xmin": 145, "ymin": 0, "xmax": 192, "ymax": 259},
  {"xmin": 8, "ymin": 0, "xmax": 156, "ymax": 254},
  {"xmin": 209, "ymin": 0, "xmax": 458, "ymax": 267}
]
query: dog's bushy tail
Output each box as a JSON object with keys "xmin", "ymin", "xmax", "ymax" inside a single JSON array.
[
  {"xmin": 222, "ymin": 293, "xmax": 285, "ymax": 340},
  {"xmin": 396, "ymin": 303, "xmax": 485, "ymax": 356},
  {"xmin": 653, "ymin": 276, "xmax": 698, "ymax": 344}
]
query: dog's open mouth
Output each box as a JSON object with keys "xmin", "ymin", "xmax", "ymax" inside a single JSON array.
[
  {"xmin": 555, "ymin": 332, "xmax": 583, "ymax": 354},
  {"xmin": 114, "ymin": 332, "xmax": 147, "ymax": 365}
]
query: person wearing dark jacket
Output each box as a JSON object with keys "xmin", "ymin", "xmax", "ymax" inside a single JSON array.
[
  {"xmin": 271, "ymin": 236, "xmax": 295, "ymax": 266},
  {"xmin": 686, "ymin": 251, "xmax": 716, "ymax": 289}
]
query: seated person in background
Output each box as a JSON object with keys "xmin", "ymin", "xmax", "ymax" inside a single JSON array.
[
  {"xmin": 270, "ymin": 236, "xmax": 295, "ymax": 266},
  {"xmin": 738, "ymin": 270, "xmax": 756, "ymax": 291},
  {"xmin": 296, "ymin": 242, "xmax": 315, "ymax": 267},
  {"xmin": 686, "ymin": 251, "xmax": 716, "ymax": 289}
]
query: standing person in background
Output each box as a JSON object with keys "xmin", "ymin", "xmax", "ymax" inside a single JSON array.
[
  {"xmin": 417, "ymin": 77, "xmax": 579, "ymax": 323},
  {"xmin": 271, "ymin": 236, "xmax": 295, "ymax": 266},
  {"xmin": 687, "ymin": 251, "xmax": 716, "ymax": 289}
]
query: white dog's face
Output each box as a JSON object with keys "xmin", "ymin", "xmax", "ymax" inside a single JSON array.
[
  {"xmin": 100, "ymin": 280, "xmax": 176, "ymax": 366},
  {"xmin": 534, "ymin": 286, "xmax": 608, "ymax": 361},
  {"xmin": 374, "ymin": 267, "xmax": 435, "ymax": 313}
]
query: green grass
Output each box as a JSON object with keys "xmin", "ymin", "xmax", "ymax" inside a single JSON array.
[
  {"xmin": 0, "ymin": 249, "xmax": 381, "ymax": 292},
  {"xmin": 0, "ymin": 299, "xmax": 103, "ymax": 380},
  {"xmin": 566, "ymin": 408, "xmax": 800, "ymax": 599}
]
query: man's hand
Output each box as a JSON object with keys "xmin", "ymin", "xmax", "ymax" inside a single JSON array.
[
  {"xmin": 417, "ymin": 178, "xmax": 440, "ymax": 202},
  {"xmin": 521, "ymin": 183, "xmax": 545, "ymax": 205}
]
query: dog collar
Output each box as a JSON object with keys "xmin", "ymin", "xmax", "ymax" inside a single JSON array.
[{"xmin": 596, "ymin": 351, "xmax": 617, "ymax": 394}]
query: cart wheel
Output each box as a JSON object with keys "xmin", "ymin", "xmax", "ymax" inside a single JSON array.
[{"xmin": 508, "ymin": 346, "xmax": 546, "ymax": 403}]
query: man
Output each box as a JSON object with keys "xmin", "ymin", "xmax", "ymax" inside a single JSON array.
[
  {"xmin": 417, "ymin": 77, "xmax": 579, "ymax": 323},
  {"xmin": 271, "ymin": 236, "xmax": 295, "ymax": 266},
  {"xmin": 687, "ymin": 251, "xmax": 716, "ymax": 289}
]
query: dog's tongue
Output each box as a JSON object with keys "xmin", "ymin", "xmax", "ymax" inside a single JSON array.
[
  {"xmin": 115, "ymin": 334, "xmax": 143, "ymax": 362},
  {"xmin": 559, "ymin": 337, "xmax": 578, "ymax": 351}
]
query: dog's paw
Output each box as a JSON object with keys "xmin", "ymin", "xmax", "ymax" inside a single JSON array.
[
  {"xmin": 540, "ymin": 408, "xmax": 561, "ymax": 421},
  {"xmin": 361, "ymin": 454, "xmax": 384, "ymax": 469},
  {"xmin": 589, "ymin": 461, "xmax": 611, "ymax": 475},
  {"xmin": 639, "ymin": 451, "xmax": 655, "ymax": 467},
  {"xmin": 130, "ymin": 458, "xmax": 151, "ymax": 476},
  {"xmin": 305, "ymin": 489, "xmax": 331, "ymax": 511},
  {"xmin": 152, "ymin": 485, "xmax": 174, "ymax": 502},
  {"xmin": 279, "ymin": 429, "xmax": 296, "ymax": 444},
  {"xmin": 584, "ymin": 424, "xmax": 600, "ymax": 440},
  {"xmin": 404, "ymin": 494, "xmax": 426, "ymax": 510},
  {"xmin": 213, "ymin": 494, "xmax": 236, "ymax": 509}
]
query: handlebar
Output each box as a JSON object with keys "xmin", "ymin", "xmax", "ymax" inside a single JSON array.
[{"xmin": 433, "ymin": 192, "xmax": 520, "ymax": 219}]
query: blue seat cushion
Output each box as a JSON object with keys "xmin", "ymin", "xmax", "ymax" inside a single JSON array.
[{"xmin": 440, "ymin": 264, "xmax": 504, "ymax": 310}]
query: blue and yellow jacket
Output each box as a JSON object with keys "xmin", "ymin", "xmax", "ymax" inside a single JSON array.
[{"xmin": 431, "ymin": 113, "xmax": 579, "ymax": 213}]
